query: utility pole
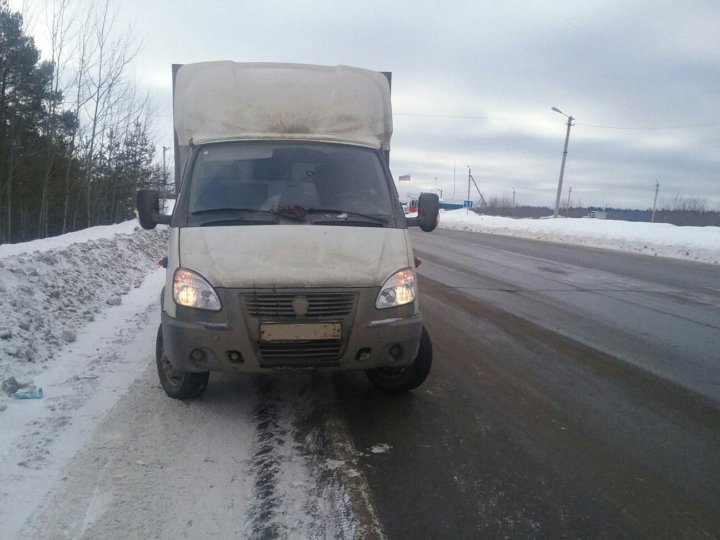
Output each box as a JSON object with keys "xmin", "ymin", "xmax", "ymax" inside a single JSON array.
[
  {"xmin": 453, "ymin": 160, "xmax": 456, "ymax": 200},
  {"xmin": 512, "ymin": 188, "xmax": 516, "ymax": 218},
  {"xmin": 466, "ymin": 166, "xmax": 487, "ymax": 208},
  {"xmin": 551, "ymin": 108, "xmax": 575, "ymax": 218},
  {"xmin": 651, "ymin": 181, "xmax": 659, "ymax": 223},
  {"xmin": 467, "ymin": 166, "xmax": 471, "ymax": 202},
  {"xmin": 565, "ymin": 186, "xmax": 573, "ymax": 217}
]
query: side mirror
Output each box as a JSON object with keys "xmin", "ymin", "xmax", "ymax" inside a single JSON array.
[
  {"xmin": 407, "ymin": 192, "xmax": 439, "ymax": 232},
  {"xmin": 136, "ymin": 189, "xmax": 171, "ymax": 230}
]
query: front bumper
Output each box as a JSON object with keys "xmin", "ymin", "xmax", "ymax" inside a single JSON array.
[{"xmin": 161, "ymin": 287, "xmax": 423, "ymax": 373}]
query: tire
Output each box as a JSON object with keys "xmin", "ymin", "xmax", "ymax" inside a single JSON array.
[
  {"xmin": 156, "ymin": 325, "xmax": 209, "ymax": 400},
  {"xmin": 365, "ymin": 326, "xmax": 432, "ymax": 392}
]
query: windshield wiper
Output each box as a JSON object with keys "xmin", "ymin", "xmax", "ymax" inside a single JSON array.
[
  {"xmin": 191, "ymin": 207, "xmax": 276, "ymax": 216},
  {"xmin": 190, "ymin": 208, "xmax": 280, "ymax": 225},
  {"xmin": 304, "ymin": 208, "xmax": 388, "ymax": 224},
  {"xmin": 269, "ymin": 204, "xmax": 308, "ymax": 221}
]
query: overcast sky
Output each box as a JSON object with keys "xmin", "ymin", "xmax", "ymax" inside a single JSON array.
[{"xmin": 14, "ymin": 0, "xmax": 720, "ymax": 209}]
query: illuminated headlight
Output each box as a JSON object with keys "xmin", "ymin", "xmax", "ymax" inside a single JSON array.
[
  {"xmin": 173, "ymin": 268, "xmax": 222, "ymax": 311},
  {"xmin": 375, "ymin": 268, "xmax": 416, "ymax": 309}
]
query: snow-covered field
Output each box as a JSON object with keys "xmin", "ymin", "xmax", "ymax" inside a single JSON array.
[
  {"xmin": 0, "ymin": 213, "xmax": 718, "ymax": 537},
  {"xmin": 438, "ymin": 209, "xmax": 720, "ymax": 265}
]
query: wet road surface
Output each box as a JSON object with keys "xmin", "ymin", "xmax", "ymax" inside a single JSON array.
[{"xmin": 332, "ymin": 229, "xmax": 720, "ymax": 538}]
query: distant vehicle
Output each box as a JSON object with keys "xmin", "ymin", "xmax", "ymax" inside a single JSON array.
[{"xmin": 137, "ymin": 61, "xmax": 440, "ymax": 399}]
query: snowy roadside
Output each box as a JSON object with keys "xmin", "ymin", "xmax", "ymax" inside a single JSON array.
[
  {"xmin": 438, "ymin": 210, "xmax": 720, "ymax": 265},
  {"xmin": 0, "ymin": 221, "xmax": 385, "ymax": 539},
  {"xmin": 1, "ymin": 211, "xmax": 717, "ymax": 537},
  {"xmin": 0, "ymin": 223, "xmax": 167, "ymax": 538}
]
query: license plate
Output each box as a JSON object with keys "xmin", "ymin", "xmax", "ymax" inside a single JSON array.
[{"xmin": 260, "ymin": 323, "xmax": 341, "ymax": 341}]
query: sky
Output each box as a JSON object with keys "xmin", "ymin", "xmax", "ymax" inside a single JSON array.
[{"xmin": 11, "ymin": 0, "xmax": 720, "ymax": 210}]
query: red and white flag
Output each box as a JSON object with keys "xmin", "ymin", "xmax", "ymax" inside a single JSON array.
[{"xmin": 399, "ymin": 174, "xmax": 411, "ymax": 182}]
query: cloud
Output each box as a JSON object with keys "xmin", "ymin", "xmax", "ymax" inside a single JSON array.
[{"xmin": 14, "ymin": 0, "xmax": 719, "ymax": 209}]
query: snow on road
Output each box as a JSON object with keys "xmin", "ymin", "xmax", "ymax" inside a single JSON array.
[{"xmin": 1, "ymin": 214, "xmax": 717, "ymax": 538}]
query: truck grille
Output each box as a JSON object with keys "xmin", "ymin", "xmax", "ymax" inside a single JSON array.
[
  {"xmin": 258, "ymin": 340, "xmax": 342, "ymax": 367},
  {"xmin": 243, "ymin": 291, "xmax": 356, "ymax": 366},
  {"xmin": 244, "ymin": 292, "xmax": 356, "ymax": 318}
]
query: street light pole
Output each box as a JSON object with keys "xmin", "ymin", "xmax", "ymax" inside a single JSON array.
[
  {"xmin": 551, "ymin": 107, "xmax": 574, "ymax": 218},
  {"xmin": 162, "ymin": 146, "xmax": 170, "ymax": 182}
]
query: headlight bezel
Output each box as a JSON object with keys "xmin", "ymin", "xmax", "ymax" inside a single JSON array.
[
  {"xmin": 375, "ymin": 267, "xmax": 417, "ymax": 309},
  {"xmin": 172, "ymin": 267, "xmax": 222, "ymax": 311}
]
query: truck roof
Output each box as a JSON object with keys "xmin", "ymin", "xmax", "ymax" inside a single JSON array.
[{"xmin": 173, "ymin": 62, "xmax": 392, "ymax": 150}]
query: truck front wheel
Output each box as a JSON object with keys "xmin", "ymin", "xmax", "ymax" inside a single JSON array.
[
  {"xmin": 156, "ymin": 325, "xmax": 209, "ymax": 400},
  {"xmin": 365, "ymin": 326, "xmax": 432, "ymax": 392}
]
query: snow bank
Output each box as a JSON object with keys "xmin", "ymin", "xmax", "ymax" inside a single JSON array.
[
  {"xmin": 0, "ymin": 220, "xmax": 140, "ymax": 259},
  {"xmin": 0, "ymin": 221, "xmax": 169, "ymax": 537},
  {"xmin": 439, "ymin": 210, "xmax": 720, "ymax": 265},
  {"xmin": 0, "ymin": 222, "xmax": 167, "ymax": 376}
]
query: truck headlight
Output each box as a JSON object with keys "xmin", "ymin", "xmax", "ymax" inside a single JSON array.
[
  {"xmin": 376, "ymin": 268, "xmax": 416, "ymax": 309},
  {"xmin": 173, "ymin": 268, "xmax": 222, "ymax": 311}
]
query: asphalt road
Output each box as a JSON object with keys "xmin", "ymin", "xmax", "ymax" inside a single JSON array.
[{"xmin": 333, "ymin": 228, "xmax": 720, "ymax": 538}]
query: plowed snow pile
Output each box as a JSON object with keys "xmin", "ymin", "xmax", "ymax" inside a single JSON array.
[{"xmin": 0, "ymin": 225, "xmax": 166, "ymax": 369}]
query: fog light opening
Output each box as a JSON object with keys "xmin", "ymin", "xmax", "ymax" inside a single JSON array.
[
  {"xmin": 190, "ymin": 348, "xmax": 207, "ymax": 365},
  {"xmin": 227, "ymin": 350, "xmax": 244, "ymax": 364},
  {"xmin": 355, "ymin": 348, "xmax": 372, "ymax": 362},
  {"xmin": 389, "ymin": 344, "xmax": 403, "ymax": 360}
]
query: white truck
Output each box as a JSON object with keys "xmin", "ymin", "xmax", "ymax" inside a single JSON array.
[{"xmin": 137, "ymin": 61, "xmax": 439, "ymax": 399}]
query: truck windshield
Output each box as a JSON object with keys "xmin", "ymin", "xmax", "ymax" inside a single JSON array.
[{"xmin": 187, "ymin": 141, "xmax": 395, "ymax": 225}]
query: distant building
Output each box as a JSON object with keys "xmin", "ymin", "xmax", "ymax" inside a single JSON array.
[{"xmin": 586, "ymin": 210, "xmax": 607, "ymax": 219}]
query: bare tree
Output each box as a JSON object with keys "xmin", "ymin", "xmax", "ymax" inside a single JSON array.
[
  {"xmin": 663, "ymin": 195, "xmax": 707, "ymax": 213},
  {"xmin": 0, "ymin": 0, "xmax": 152, "ymax": 241},
  {"xmin": 61, "ymin": 2, "xmax": 93, "ymax": 233},
  {"xmin": 78, "ymin": 0, "xmax": 138, "ymax": 227},
  {"xmin": 36, "ymin": 0, "xmax": 76, "ymax": 237}
]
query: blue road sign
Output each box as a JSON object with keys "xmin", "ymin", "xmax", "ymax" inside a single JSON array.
[{"xmin": 463, "ymin": 200, "xmax": 473, "ymax": 208}]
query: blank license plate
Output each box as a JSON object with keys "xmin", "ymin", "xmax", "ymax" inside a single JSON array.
[{"xmin": 260, "ymin": 323, "xmax": 341, "ymax": 341}]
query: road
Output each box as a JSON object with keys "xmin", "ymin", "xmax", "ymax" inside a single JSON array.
[
  {"xmin": 332, "ymin": 228, "xmax": 720, "ymax": 538},
  {"xmin": 15, "ymin": 228, "xmax": 720, "ymax": 539}
]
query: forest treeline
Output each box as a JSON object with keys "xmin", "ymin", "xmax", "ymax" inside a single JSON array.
[{"xmin": 0, "ymin": 0, "xmax": 164, "ymax": 244}]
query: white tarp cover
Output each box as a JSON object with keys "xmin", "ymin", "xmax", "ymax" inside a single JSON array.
[{"xmin": 174, "ymin": 61, "xmax": 392, "ymax": 149}]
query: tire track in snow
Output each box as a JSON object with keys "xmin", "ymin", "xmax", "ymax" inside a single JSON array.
[
  {"xmin": 246, "ymin": 376, "xmax": 285, "ymax": 539},
  {"xmin": 243, "ymin": 373, "xmax": 385, "ymax": 539}
]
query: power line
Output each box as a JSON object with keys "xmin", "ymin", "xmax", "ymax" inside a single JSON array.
[
  {"xmin": 577, "ymin": 122, "xmax": 720, "ymax": 130},
  {"xmin": 395, "ymin": 112, "xmax": 504, "ymax": 120},
  {"xmin": 395, "ymin": 112, "xmax": 720, "ymax": 130}
]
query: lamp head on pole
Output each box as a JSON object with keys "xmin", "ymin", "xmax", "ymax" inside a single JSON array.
[{"xmin": 551, "ymin": 106, "xmax": 568, "ymax": 117}]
